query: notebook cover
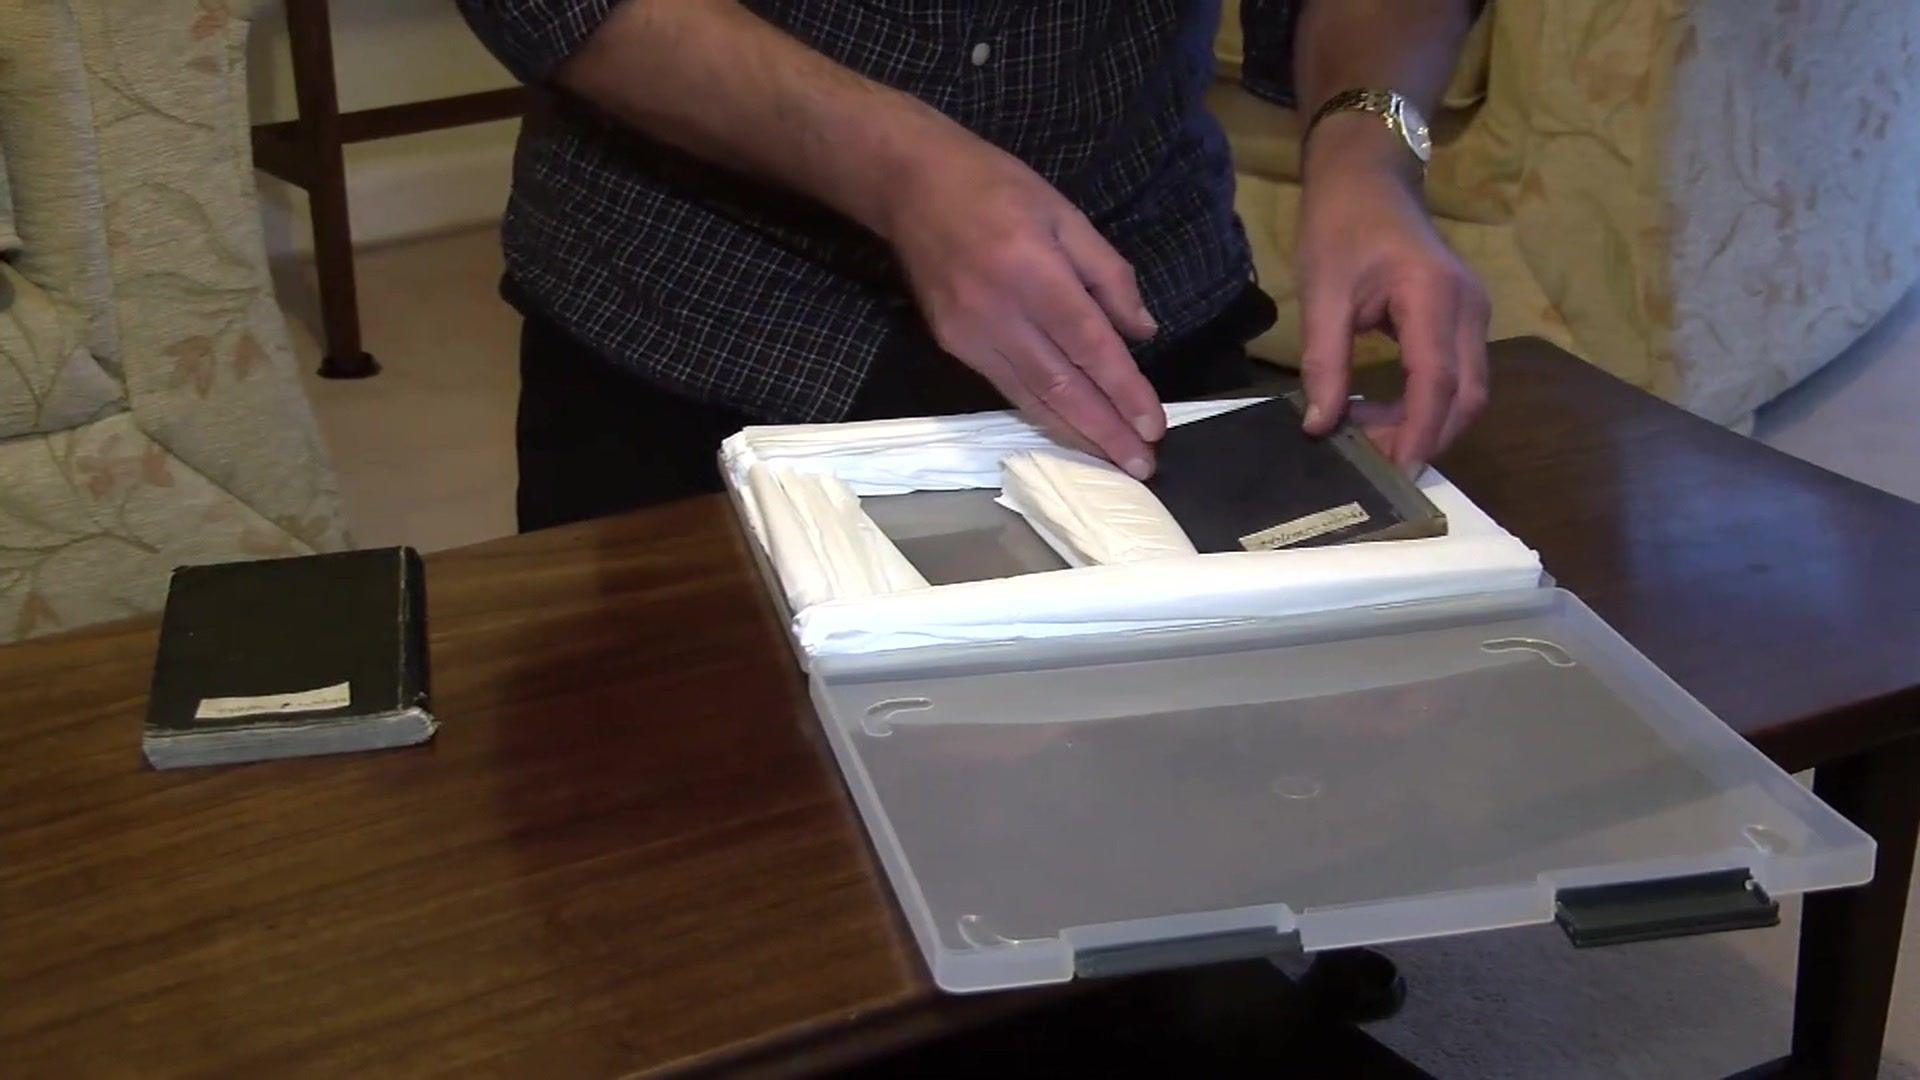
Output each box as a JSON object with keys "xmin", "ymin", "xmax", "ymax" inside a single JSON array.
[
  {"xmin": 145, "ymin": 548, "xmax": 430, "ymax": 754},
  {"xmin": 1145, "ymin": 397, "xmax": 1445, "ymax": 554}
]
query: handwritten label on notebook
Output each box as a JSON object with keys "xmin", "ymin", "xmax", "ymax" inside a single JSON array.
[
  {"xmin": 1239, "ymin": 502, "xmax": 1371, "ymax": 551},
  {"xmin": 194, "ymin": 681, "xmax": 352, "ymax": 721}
]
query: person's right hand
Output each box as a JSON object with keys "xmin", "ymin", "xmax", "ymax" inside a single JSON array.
[{"xmin": 875, "ymin": 134, "xmax": 1166, "ymax": 479}]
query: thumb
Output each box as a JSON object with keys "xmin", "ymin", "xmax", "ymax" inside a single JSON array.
[{"xmin": 1298, "ymin": 287, "xmax": 1354, "ymax": 436}]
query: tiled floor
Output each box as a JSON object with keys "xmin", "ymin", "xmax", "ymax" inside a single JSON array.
[{"xmin": 277, "ymin": 227, "xmax": 1918, "ymax": 1077}]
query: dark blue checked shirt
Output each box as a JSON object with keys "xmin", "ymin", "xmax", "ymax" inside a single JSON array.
[{"xmin": 460, "ymin": 1, "xmax": 1302, "ymax": 423}]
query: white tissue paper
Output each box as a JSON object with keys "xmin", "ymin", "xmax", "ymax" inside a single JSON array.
[
  {"xmin": 721, "ymin": 400, "xmax": 1544, "ymax": 660},
  {"xmin": 997, "ymin": 449, "xmax": 1197, "ymax": 567},
  {"xmin": 745, "ymin": 464, "xmax": 928, "ymax": 612}
]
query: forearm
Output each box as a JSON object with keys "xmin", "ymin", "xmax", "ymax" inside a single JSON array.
[
  {"xmin": 467, "ymin": 0, "xmax": 1164, "ymax": 467},
  {"xmin": 1287, "ymin": 0, "xmax": 1490, "ymax": 466},
  {"xmin": 1294, "ymin": 0, "xmax": 1474, "ymax": 179},
  {"xmin": 553, "ymin": 0, "xmax": 963, "ymax": 237}
]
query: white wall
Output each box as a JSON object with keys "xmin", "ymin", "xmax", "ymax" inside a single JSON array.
[{"xmin": 247, "ymin": 0, "xmax": 520, "ymax": 257}]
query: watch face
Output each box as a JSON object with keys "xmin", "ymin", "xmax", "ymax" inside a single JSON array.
[{"xmin": 1397, "ymin": 99, "xmax": 1434, "ymax": 162}]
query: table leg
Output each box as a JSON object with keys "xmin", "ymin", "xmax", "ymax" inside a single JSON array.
[{"xmin": 1790, "ymin": 733, "xmax": 1920, "ymax": 1078}]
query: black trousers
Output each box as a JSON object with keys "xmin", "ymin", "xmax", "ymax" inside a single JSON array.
[{"xmin": 515, "ymin": 285, "xmax": 1277, "ymax": 532}]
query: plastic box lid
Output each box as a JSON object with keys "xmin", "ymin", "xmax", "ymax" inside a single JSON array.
[{"xmin": 808, "ymin": 587, "xmax": 1875, "ymax": 993}]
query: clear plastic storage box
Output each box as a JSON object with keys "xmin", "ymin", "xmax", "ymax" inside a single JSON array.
[
  {"xmin": 719, "ymin": 408, "xmax": 1875, "ymax": 994},
  {"xmin": 807, "ymin": 586, "xmax": 1874, "ymax": 993}
]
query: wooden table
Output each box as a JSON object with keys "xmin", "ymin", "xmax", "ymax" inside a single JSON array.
[{"xmin": 3, "ymin": 340, "xmax": 1916, "ymax": 1077}]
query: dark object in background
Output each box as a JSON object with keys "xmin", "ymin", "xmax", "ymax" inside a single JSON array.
[
  {"xmin": 1145, "ymin": 394, "xmax": 1447, "ymax": 554},
  {"xmin": 144, "ymin": 548, "xmax": 431, "ymax": 769}
]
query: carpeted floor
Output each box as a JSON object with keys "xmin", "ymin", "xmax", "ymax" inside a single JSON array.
[
  {"xmin": 1757, "ymin": 285, "xmax": 1920, "ymax": 506},
  {"xmin": 276, "ymin": 229, "xmax": 520, "ymax": 553},
  {"xmin": 277, "ymin": 227, "xmax": 1919, "ymax": 1077}
]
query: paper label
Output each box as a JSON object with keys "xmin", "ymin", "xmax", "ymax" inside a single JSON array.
[
  {"xmin": 195, "ymin": 681, "xmax": 352, "ymax": 721},
  {"xmin": 1240, "ymin": 502, "xmax": 1371, "ymax": 551}
]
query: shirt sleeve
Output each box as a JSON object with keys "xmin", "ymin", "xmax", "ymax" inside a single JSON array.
[
  {"xmin": 456, "ymin": 0, "xmax": 625, "ymax": 84},
  {"xmin": 1237, "ymin": 0, "xmax": 1303, "ymax": 108}
]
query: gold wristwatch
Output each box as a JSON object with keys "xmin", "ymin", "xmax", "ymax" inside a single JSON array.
[{"xmin": 1305, "ymin": 88, "xmax": 1433, "ymax": 173}]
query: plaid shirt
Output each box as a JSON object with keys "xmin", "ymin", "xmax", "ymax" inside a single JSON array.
[{"xmin": 460, "ymin": 1, "xmax": 1297, "ymax": 423}]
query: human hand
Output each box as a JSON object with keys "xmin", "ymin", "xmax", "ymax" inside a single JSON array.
[
  {"xmin": 1294, "ymin": 112, "xmax": 1490, "ymax": 469},
  {"xmin": 874, "ymin": 132, "xmax": 1165, "ymax": 478}
]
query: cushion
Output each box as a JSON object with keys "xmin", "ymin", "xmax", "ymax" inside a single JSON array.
[{"xmin": 0, "ymin": 0, "xmax": 127, "ymax": 439}]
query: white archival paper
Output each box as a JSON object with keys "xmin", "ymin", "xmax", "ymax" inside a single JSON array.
[
  {"xmin": 745, "ymin": 464, "xmax": 929, "ymax": 611},
  {"xmin": 722, "ymin": 400, "xmax": 1543, "ymax": 659}
]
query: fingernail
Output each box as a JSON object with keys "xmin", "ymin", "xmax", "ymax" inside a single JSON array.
[
  {"xmin": 1123, "ymin": 456, "xmax": 1153, "ymax": 481},
  {"xmin": 1138, "ymin": 308, "xmax": 1158, "ymax": 335},
  {"xmin": 1132, "ymin": 414, "xmax": 1160, "ymax": 442},
  {"xmin": 1303, "ymin": 404, "xmax": 1325, "ymax": 430}
]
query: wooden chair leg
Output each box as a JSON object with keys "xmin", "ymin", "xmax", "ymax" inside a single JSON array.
[{"xmin": 283, "ymin": 0, "xmax": 377, "ymax": 378}]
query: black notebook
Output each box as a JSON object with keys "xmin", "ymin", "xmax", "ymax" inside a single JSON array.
[
  {"xmin": 144, "ymin": 547, "xmax": 432, "ymax": 769},
  {"xmin": 1145, "ymin": 395, "xmax": 1447, "ymax": 554}
]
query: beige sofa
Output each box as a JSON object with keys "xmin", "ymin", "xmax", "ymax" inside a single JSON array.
[
  {"xmin": 1, "ymin": 0, "xmax": 348, "ymax": 644},
  {"xmin": 1213, "ymin": 0, "xmax": 1920, "ymax": 426}
]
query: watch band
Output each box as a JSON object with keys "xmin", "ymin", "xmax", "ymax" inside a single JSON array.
[{"xmin": 1304, "ymin": 88, "xmax": 1431, "ymax": 172}]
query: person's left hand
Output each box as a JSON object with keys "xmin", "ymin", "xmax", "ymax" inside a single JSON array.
[{"xmin": 1293, "ymin": 112, "xmax": 1491, "ymax": 470}]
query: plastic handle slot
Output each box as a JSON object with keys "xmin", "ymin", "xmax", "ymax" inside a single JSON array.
[
  {"xmin": 1480, "ymin": 637, "xmax": 1577, "ymax": 667},
  {"xmin": 1553, "ymin": 869, "xmax": 1778, "ymax": 947},
  {"xmin": 861, "ymin": 697, "xmax": 933, "ymax": 737}
]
